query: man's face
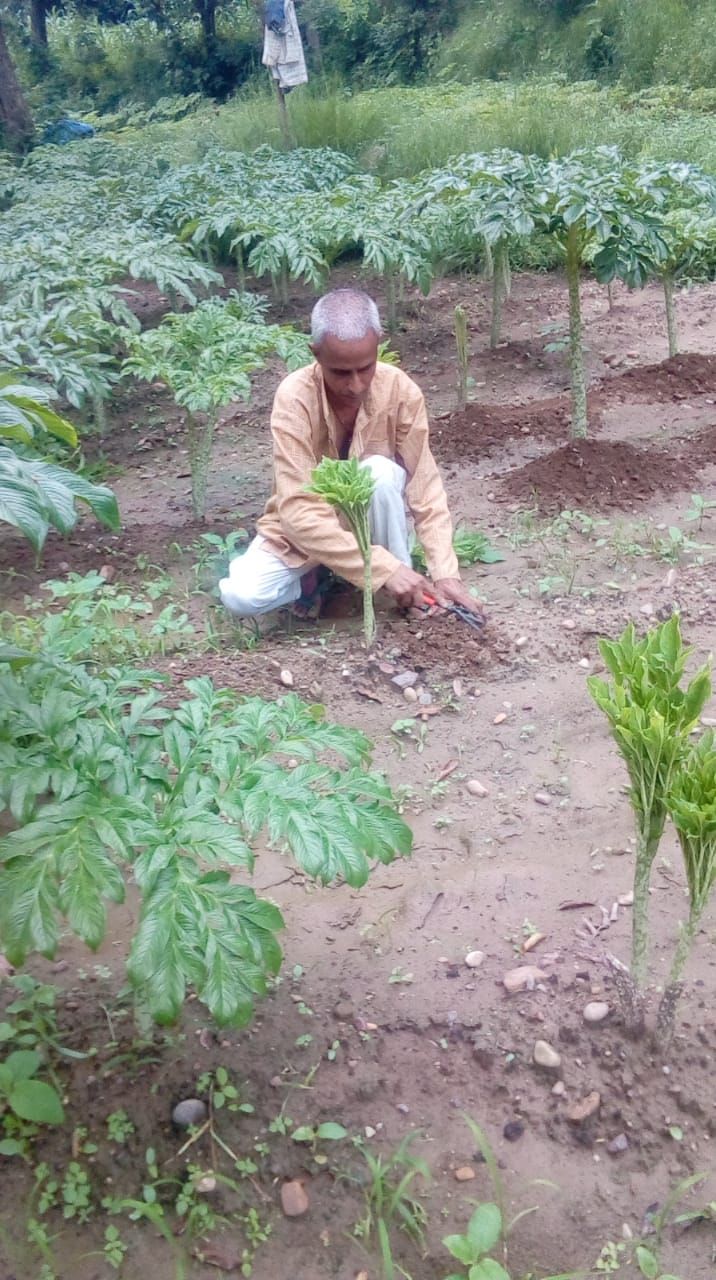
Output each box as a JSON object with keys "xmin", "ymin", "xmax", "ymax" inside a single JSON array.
[{"xmin": 311, "ymin": 332, "xmax": 379, "ymax": 409}]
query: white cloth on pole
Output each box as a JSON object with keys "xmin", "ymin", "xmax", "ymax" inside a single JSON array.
[
  {"xmin": 262, "ymin": 0, "xmax": 308, "ymax": 91},
  {"xmin": 219, "ymin": 455, "xmax": 410, "ymax": 618}
]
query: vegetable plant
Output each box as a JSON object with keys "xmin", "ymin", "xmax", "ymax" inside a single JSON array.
[
  {"xmin": 0, "ymin": 372, "xmax": 120, "ymax": 550},
  {"xmin": 413, "ymin": 525, "xmax": 503, "ymax": 572},
  {"xmin": 124, "ymin": 294, "xmax": 311, "ymax": 518},
  {"xmin": 587, "ymin": 616, "xmax": 711, "ymax": 1033},
  {"xmin": 0, "ymin": 654, "xmax": 412, "ymax": 1027},
  {"xmin": 353, "ymin": 1132, "xmax": 430, "ymax": 1280},
  {"xmin": 0, "ymin": 1051, "xmax": 65, "ymax": 1154},
  {"xmin": 532, "ymin": 149, "xmax": 669, "ymax": 439},
  {"xmin": 309, "ymin": 457, "xmax": 377, "ymax": 646},
  {"xmin": 659, "ymin": 731, "xmax": 716, "ymax": 1039}
]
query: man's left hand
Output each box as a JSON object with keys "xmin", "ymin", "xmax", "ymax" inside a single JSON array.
[{"xmin": 432, "ymin": 578, "xmax": 486, "ymax": 619}]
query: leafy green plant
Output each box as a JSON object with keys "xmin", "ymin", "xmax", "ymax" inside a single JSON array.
[
  {"xmin": 443, "ymin": 1202, "xmax": 510, "ymax": 1280},
  {"xmin": 353, "ymin": 1132, "xmax": 430, "ymax": 1280},
  {"xmin": 413, "ymin": 525, "xmax": 503, "ymax": 573},
  {"xmin": 124, "ymin": 294, "xmax": 310, "ymax": 519},
  {"xmin": 587, "ymin": 616, "xmax": 711, "ymax": 1033},
  {"xmin": 532, "ymin": 149, "xmax": 668, "ymax": 439},
  {"xmin": 0, "ymin": 653, "xmax": 412, "ymax": 1027},
  {"xmin": 309, "ymin": 457, "xmax": 377, "ymax": 646},
  {"xmin": 0, "ymin": 1050, "xmax": 65, "ymax": 1154},
  {"xmin": 0, "ymin": 372, "xmax": 119, "ymax": 550},
  {"xmin": 107, "ymin": 1109, "xmax": 135, "ymax": 1144},
  {"xmin": 659, "ymin": 731, "xmax": 716, "ymax": 1038}
]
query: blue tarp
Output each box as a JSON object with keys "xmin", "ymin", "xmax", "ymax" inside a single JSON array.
[
  {"xmin": 264, "ymin": 0, "xmax": 286, "ymax": 34},
  {"xmin": 42, "ymin": 119, "xmax": 96, "ymax": 146}
]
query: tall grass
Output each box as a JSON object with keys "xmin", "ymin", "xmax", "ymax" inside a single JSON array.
[
  {"xmin": 157, "ymin": 78, "xmax": 716, "ymax": 179},
  {"xmin": 438, "ymin": 0, "xmax": 716, "ymax": 91}
]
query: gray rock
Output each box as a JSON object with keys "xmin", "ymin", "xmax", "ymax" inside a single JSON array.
[
  {"xmin": 466, "ymin": 779, "xmax": 489, "ymax": 797},
  {"xmin": 607, "ymin": 1133, "xmax": 629, "ymax": 1155},
  {"xmin": 172, "ymin": 1098, "xmax": 208, "ymax": 1128},
  {"xmin": 392, "ymin": 670, "xmax": 419, "ymax": 689}
]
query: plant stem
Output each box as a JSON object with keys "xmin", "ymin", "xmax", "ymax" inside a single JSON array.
[
  {"xmin": 656, "ymin": 906, "xmax": 700, "ymax": 1043},
  {"xmin": 482, "ymin": 238, "xmax": 494, "ymax": 280},
  {"xmin": 355, "ymin": 516, "xmax": 375, "ymax": 647},
  {"xmin": 454, "ymin": 304, "xmax": 468, "ymax": 407},
  {"xmin": 490, "ymin": 241, "xmax": 509, "ymax": 349},
  {"xmin": 607, "ymin": 280, "xmax": 614, "ymax": 312},
  {"xmin": 663, "ymin": 273, "xmax": 678, "ymax": 358},
  {"xmin": 92, "ymin": 393, "xmax": 107, "ymax": 436},
  {"xmin": 631, "ymin": 828, "xmax": 659, "ymax": 990},
  {"xmin": 186, "ymin": 410, "xmax": 215, "ymax": 519},
  {"xmin": 566, "ymin": 224, "xmax": 588, "ymax": 440},
  {"xmin": 385, "ymin": 271, "xmax": 397, "ymax": 330},
  {"xmin": 235, "ymin": 244, "xmax": 245, "ymax": 293}
]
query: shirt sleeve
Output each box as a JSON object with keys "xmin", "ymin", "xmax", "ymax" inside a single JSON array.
[
  {"xmin": 271, "ymin": 384, "xmax": 403, "ymax": 590},
  {"xmin": 397, "ymin": 380, "xmax": 459, "ymax": 581}
]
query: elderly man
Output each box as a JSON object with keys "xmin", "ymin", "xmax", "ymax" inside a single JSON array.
[{"xmin": 219, "ymin": 287, "xmax": 483, "ymax": 620}]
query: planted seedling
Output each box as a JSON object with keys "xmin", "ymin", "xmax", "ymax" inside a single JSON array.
[
  {"xmin": 0, "ymin": 1051, "xmax": 64, "ymax": 1156},
  {"xmin": 309, "ymin": 457, "xmax": 377, "ymax": 645},
  {"xmin": 587, "ymin": 616, "xmax": 711, "ymax": 1033},
  {"xmin": 351, "ymin": 1132, "xmax": 430, "ymax": 1280},
  {"xmin": 291, "ymin": 1120, "xmax": 348, "ymax": 1163},
  {"xmin": 658, "ymin": 731, "xmax": 716, "ymax": 1039}
]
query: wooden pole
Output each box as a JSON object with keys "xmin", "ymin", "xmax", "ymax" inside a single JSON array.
[{"xmin": 274, "ymin": 79, "xmax": 292, "ymax": 149}]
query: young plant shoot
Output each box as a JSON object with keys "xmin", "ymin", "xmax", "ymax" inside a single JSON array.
[
  {"xmin": 659, "ymin": 731, "xmax": 716, "ymax": 1039},
  {"xmin": 309, "ymin": 457, "xmax": 377, "ymax": 646},
  {"xmin": 587, "ymin": 615, "xmax": 711, "ymax": 1033}
]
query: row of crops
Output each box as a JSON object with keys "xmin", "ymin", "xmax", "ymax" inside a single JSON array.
[{"xmin": 2, "ymin": 136, "xmax": 716, "ymax": 530}]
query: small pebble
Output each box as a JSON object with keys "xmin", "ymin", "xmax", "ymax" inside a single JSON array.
[
  {"xmin": 493, "ymin": 712, "xmax": 507, "ymax": 724},
  {"xmin": 534, "ymin": 791, "xmax": 551, "ymax": 806},
  {"xmin": 552, "ymin": 1081, "xmax": 566, "ymax": 1097},
  {"xmin": 195, "ymin": 1174, "xmax": 217, "ymax": 1193},
  {"xmin": 364, "ymin": 1126, "xmax": 377, "ymax": 1138},
  {"xmin": 172, "ymin": 1098, "xmax": 208, "ymax": 1128},
  {"xmin": 465, "ymin": 950, "xmax": 484, "ymax": 969},
  {"xmin": 618, "ymin": 891, "xmax": 634, "ymax": 907},
  {"xmin": 607, "ymin": 1133, "xmax": 629, "ymax": 1155},
  {"xmin": 503, "ymin": 1121, "xmax": 524, "ymax": 1142},
  {"xmin": 281, "ymin": 1179, "xmax": 309, "ymax": 1217},
  {"xmin": 396, "ymin": 1103, "xmax": 410, "ymax": 1115},
  {"xmin": 515, "ymin": 636, "xmax": 528, "ymax": 648},
  {"xmin": 392, "ymin": 670, "xmax": 419, "ymax": 689},
  {"xmin": 466, "ymin": 779, "xmax": 489, "ymax": 797},
  {"xmin": 578, "ymin": 658, "xmax": 590, "ymax": 669},
  {"xmin": 403, "ymin": 687, "xmax": 418, "ymax": 703},
  {"xmin": 567, "ymin": 1091, "xmax": 601, "ymax": 1123},
  {"xmin": 534, "ymin": 1040, "xmax": 561, "ymax": 1070},
  {"xmin": 454, "ymin": 1166, "xmax": 476, "ymax": 1181},
  {"xmin": 561, "ymin": 619, "xmax": 576, "ymax": 630},
  {"xmin": 279, "ymin": 669, "xmax": 294, "ymax": 687},
  {"xmin": 583, "ymin": 1001, "xmax": 610, "ymax": 1024},
  {"xmin": 503, "ymin": 965, "xmax": 547, "ymax": 993}
]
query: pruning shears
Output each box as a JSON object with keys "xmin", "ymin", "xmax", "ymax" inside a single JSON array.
[{"xmin": 422, "ymin": 592, "xmax": 486, "ymax": 633}]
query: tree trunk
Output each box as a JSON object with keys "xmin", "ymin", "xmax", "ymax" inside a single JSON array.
[
  {"xmin": 565, "ymin": 225, "xmax": 588, "ymax": 440},
  {"xmin": 663, "ymin": 273, "xmax": 678, "ymax": 359},
  {"xmin": 490, "ymin": 242, "xmax": 509, "ymax": 349},
  {"xmin": 0, "ymin": 19, "xmax": 34, "ymax": 152},
  {"xmin": 195, "ymin": 0, "xmax": 217, "ymax": 43},
  {"xmin": 30, "ymin": 0, "xmax": 48, "ymax": 48}
]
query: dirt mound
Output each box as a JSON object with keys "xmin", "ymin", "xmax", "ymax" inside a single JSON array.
[
  {"xmin": 432, "ymin": 395, "xmax": 600, "ymax": 460},
  {"xmin": 605, "ymin": 352, "xmax": 716, "ymax": 402},
  {"xmin": 500, "ymin": 439, "xmax": 695, "ymax": 512}
]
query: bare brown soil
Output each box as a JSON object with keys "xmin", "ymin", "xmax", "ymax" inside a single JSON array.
[{"xmin": 1, "ymin": 269, "xmax": 716, "ymax": 1280}]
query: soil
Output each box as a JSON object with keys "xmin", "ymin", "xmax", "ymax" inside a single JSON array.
[{"xmin": 2, "ymin": 269, "xmax": 716, "ymax": 1280}]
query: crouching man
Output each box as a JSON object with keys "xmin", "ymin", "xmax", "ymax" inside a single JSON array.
[{"xmin": 219, "ymin": 287, "xmax": 484, "ymax": 621}]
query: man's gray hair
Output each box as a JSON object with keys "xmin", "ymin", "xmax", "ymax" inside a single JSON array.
[{"xmin": 311, "ymin": 288, "xmax": 382, "ymax": 345}]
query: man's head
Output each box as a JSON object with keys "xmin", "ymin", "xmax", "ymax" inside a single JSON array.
[{"xmin": 310, "ymin": 289, "xmax": 382, "ymax": 409}]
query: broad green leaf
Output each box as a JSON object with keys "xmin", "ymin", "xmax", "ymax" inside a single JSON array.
[
  {"xmin": 444, "ymin": 1234, "xmax": 478, "ymax": 1265},
  {"xmin": 0, "ymin": 1138, "xmax": 24, "ymax": 1155},
  {"xmin": 635, "ymin": 1246, "xmax": 659, "ymax": 1279},
  {"xmin": 9, "ymin": 1079, "xmax": 65, "ymax": 1124},
  {"xmin": 291, "ymin": 1126, "xmax": 315, "ymax": 1143},
  {"xmin": 467, "ymin": 1203, "xmax": 503, "ymax": 1255},
  {"xmin": 316, "ymin": 1122, "xmax": 348, "ymax": 1140},
  {"xmin": 468, "ymin": 1261, "xmax": 511, "ymax": 1280},
  {"xmin": 5, "ymin": 1049, "xmax": 41, "ymax": 1080}
]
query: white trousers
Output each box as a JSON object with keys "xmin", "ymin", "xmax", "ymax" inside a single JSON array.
[{"xmin": 219, "ymin": 455, "xmax": 411, "ymax": 618}]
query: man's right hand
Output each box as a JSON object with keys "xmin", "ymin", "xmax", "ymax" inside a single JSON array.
[{"xmin": 383, "ymin": 564, "xmax": 436, "ymax": 609}]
